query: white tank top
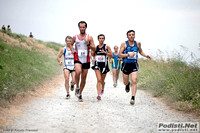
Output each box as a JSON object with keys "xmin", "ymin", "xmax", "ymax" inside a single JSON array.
[
  {"xmin": 75, "ymin": 34, "xmax": 89, "ymax": 63},
  {"xmin": 63, "ymin": 46, "xmax": 75, "ymax": 70}
]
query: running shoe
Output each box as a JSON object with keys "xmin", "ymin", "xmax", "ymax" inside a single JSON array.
[
  {"xmin": 125, "ymin": 82, "xmax": 130, "ymax": 93},
  {"xmin": 70, "ymin": 82, "xmax": 74, "ymax": 91},
  {"xmin": 66, "ymin": 94, "xmax": 70, "ymax": 99},
  {"xmin": 101, "ymin": 89, "xmax": 104, "ymax": 95},
  {"xmin": 97, "ymin": 95, "xmax": 101, "ymax": 100},
  {"xmin": 113, "ymin": 83, "xmax": 116, "ymax": 88},
  {"xmin": 78, "ymin": 95, "xmax": 83, "ymax": 102},
  {"xmin": 75, "ymin": 88, "xmax": 80, "ymax": 97},
  {"xmin": 130, "ymin": 98, "xmax": 135, "ymax": 105}
]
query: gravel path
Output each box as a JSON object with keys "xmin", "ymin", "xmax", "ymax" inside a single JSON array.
[{"xmin": 2, "ymin": 70, "xmax": 199, "ymax": 133}]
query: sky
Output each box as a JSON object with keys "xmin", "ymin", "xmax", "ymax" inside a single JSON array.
[{"xmin": 0, "ymin": 0, "xmax": 200, "ymax": 61}]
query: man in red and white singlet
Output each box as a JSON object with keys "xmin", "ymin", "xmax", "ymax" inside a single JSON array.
[{"xmin": 70, "ymin": 21, "xmax": 95, "ymax": 102}]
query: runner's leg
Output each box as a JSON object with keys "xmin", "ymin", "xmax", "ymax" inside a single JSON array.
[
  {"xmin": 75, "ymin": 63, "xmax": 82, "ymax": 88},
  {"xmin": 112, "ymin": 69, "xmax": 116, "ymax": 83},
  {"xmin": 101, "ymin": 73, "xmax": 107, "ymax": 90},
  {"xmin": 64, "ymin": 69, "xmax": 70, "ymax": 93},
  {"xmin": 71, "ymin": 71, "xmax": 76, "ymax": 85},
  {"xmin": 79, "ymin": 69, "xmax": 88, "ymax": 94},
  {"xmin": 123, "ymin": 73, "xmax": 129, "ymax": 86},
  {"xmin": 94, "ymin": 70, "xmax": 102, "ymax": 95},
  {"xmin": 130, "ymin": 71, "xmax": 138, "ymax": 96},
  {"xmin": 116, "ymin": 70, "xmax": 120, "ymax": 82}
]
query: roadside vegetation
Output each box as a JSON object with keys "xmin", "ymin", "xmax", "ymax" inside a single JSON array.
[
  {"xmin": 137, "ymin": 52, "xmax": 200, "ymax": 114},
  {"xmin": 0, "ymin": 30, "xmax": 63, "ymax": 106}
]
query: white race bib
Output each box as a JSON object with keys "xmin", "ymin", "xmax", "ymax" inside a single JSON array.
[
  {"xmin": 65, "ymin": 58, "xmax": 74, "ymax": 66},
  {"xmin": 95, "ymin": 55, "xmax": 106, "ymax": 62},
  {"xmin": 127, "ymin": 52, "xmax": 137, "ymax": 59},
  {"xmin": 78, "ymin": 50, "xmax": 88, "ymax": 58}
]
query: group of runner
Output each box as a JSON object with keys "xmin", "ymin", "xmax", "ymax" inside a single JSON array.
[{"xmin": 57, "ymin": 21, "xmax": 151, "ymax": 105}]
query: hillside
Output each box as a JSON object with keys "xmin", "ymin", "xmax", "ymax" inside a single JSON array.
[{"xmin": 0, "ymin": 30, "xmax": 63, "ymax": 106}]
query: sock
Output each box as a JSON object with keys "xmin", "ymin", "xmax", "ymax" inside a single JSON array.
[{"xmin": 132, "ymin": 96, "xmax": 135, "ymax": 100}]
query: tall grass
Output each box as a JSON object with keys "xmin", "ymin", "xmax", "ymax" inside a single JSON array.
[
  {"xmin": 138, "ymin": 52, "xmax": 200, "ymax": 113},
  {"xmin": 0, "ymin": 37, "xmax": 62, "ymax": 105}
]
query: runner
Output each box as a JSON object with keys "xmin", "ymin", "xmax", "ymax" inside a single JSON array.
[
  {"xmin": 57, "ymin": 36, "xmax": 76, "ymax": 99},
  {"xmin": 70, "ymin": 21, "xmax": 95, "ymax": 102},
  {"xmin": 91, "ymin": 34, "xmax": 113, "ymax": 100},
  {"xmin": 109, "ymin": 46, "xmax": 121, "ymax": 88},
  {"xmin": 119, "ymin": 30, "xmax": 151, "ymax": 105}
]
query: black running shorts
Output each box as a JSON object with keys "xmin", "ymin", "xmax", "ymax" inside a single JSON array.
[
  {"xmin": 121, "ymin": 62, "xmax": 139, "ymax": 75},
  {"xmin": 74, "ymin": 61, "xmax": 90, "ymax": 69}
]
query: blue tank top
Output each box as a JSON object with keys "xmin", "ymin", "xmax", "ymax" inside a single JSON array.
[
  {"xmin": 123, "ymin": 41, "xmax": 138, "ymax": 63},
  {"xmin": 112, "ymin": 52, "xmax": 121, "ymax": 69}
]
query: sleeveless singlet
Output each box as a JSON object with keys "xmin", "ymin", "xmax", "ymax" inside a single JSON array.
[
  {"xmin": 123, "ymin": 41, "xmax": 138, "ymax": 63},
  {"xmin": 112, "ymin": 52, "xmax": 121, "ymax": 70},
  {"xmin": 63, "ymin": 47, "xmax": 75, "ymax": 70},
  {"xmin": 92, "ymin": 44, "xmax": 110, "ymax": 74},
  {"xmin": 74, "ymin": 34, "xmax": 90, "ymax": 63}
]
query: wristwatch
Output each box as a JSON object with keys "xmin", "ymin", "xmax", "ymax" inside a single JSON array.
[{"xmin": 127, "ymin": 53, "xmax": 130, "ymax": 57}]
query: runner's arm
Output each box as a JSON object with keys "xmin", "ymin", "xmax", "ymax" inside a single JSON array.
[
  {"xmin": 70, "ymin": 36, "xmax": 76, "ymax": 54},
  {"xmin": 106, "ymin": 45, "xmax": 113, "ymax": 58},
  {"xmin": 91, "ymin": 50, "xmax": 95, "ymax": 57},
  {"xmin": 119, "ymin": 42, "xmax": 128, "ymax": 58},
  {"xmin": 88, "ymin": 36, "xmax": 96, "ymax": 51},
  {"xmin": 57, "ymin": 48, "xmax": 64, "ymax": 66},
  {"xmin": 137, "ymin": 42, "xmax": 151, "ymax": 59}
]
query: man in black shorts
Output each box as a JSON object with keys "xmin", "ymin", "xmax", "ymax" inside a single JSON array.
[
  {"xmin": 119, "ymin": 30, "xmax": 151, "ymax": 105},
  {"xmin": 70, "ymin": 21, "xmax": 95, "ymax": 102}
]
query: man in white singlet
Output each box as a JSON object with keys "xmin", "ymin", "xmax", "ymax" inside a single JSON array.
[
  {"xmin": 57, "ymin": 36, "xmax": 76, "ymax": 99},
  {"xmin": 70, "ymin": 21, "xmax": 95, "ymax": 102}
]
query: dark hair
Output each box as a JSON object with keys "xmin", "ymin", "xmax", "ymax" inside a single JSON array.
[
  {"xmin": 114, "ymin": 45, "xmax": 118, "ymax": 49},
  {"xmin": 78, "ymin": 21, "xmax": 87, "ymax": 28},
  {"xmin": 97, "ymin": 34, "xmax": 105, "ymax": 39},
  {"xmin": 65, "ymin": 36, "xmax": 72, "ymax": 41},
  {"xmin": 126, "ymin": 30, "xmax": 135, "ymax": 36}
]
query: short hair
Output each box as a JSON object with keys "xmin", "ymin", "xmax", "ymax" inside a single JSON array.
[
  {"xmin": 78, "ymin": 21, "xmax": 87, "ymax": 28},
  {"xmin": 65, "ymin": 36, "xmax": 72, "ymax": 41},
  {"xmin": 97, "ymin": 34, "xmax": 105, "ymax": 39},
  {"xmin": 114, "ymin": 45, "xmax": 118, "ymax": 49},
  {"xmin": 126, "ymin": 30, "xmax": 135, "ymax": 36}
]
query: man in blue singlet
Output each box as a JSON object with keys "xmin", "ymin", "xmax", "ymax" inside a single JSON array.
[
  {"xmin": 57, "ymin": 36, "xmax": 76, "ymax": 99},
  {"xmin": 109, "ymin": 46, "xmax": 121, "ymax": 88},
  {"xmin": 119, "ymin": 30, "xmax": 151, "ymax": 105}
]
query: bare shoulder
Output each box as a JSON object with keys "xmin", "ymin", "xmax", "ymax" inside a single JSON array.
[
  {"xmin": 58, "ymin": 47, "xmax": 64, "ymax": 56},
  {"xmin": 106, "ymin": 45, "xmax": 111, "ymax": 49},
  {"xmin": 60, "ymin": 47, "xmax": 65, "ymax": 53},
  {"xmin": 120, "ymin": 42, "xmax": 127, "ymax": 48},
  {"xmin": 136, "ymin": 41, "xmax": 141, "ymax": 47}
]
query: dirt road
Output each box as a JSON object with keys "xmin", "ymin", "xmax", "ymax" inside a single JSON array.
[{"xmin": 1, "ymin": 70, "xmax": 199, "ymax": 133}]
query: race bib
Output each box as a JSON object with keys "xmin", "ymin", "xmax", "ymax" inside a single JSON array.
[
  {"xmin": 95, "ymin": 55, "xmax": 105, "ymax": 62},
  {"xmin": 78, "ymin": 50, "xmax": 88, "ymax": 58},
  {"xmin": 65, "ymin": 58, "xmax": 74, "ymax": 66},
  {"xmin": 127, "ymin": 52, "xmax": 137, "ymax": 59}
]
